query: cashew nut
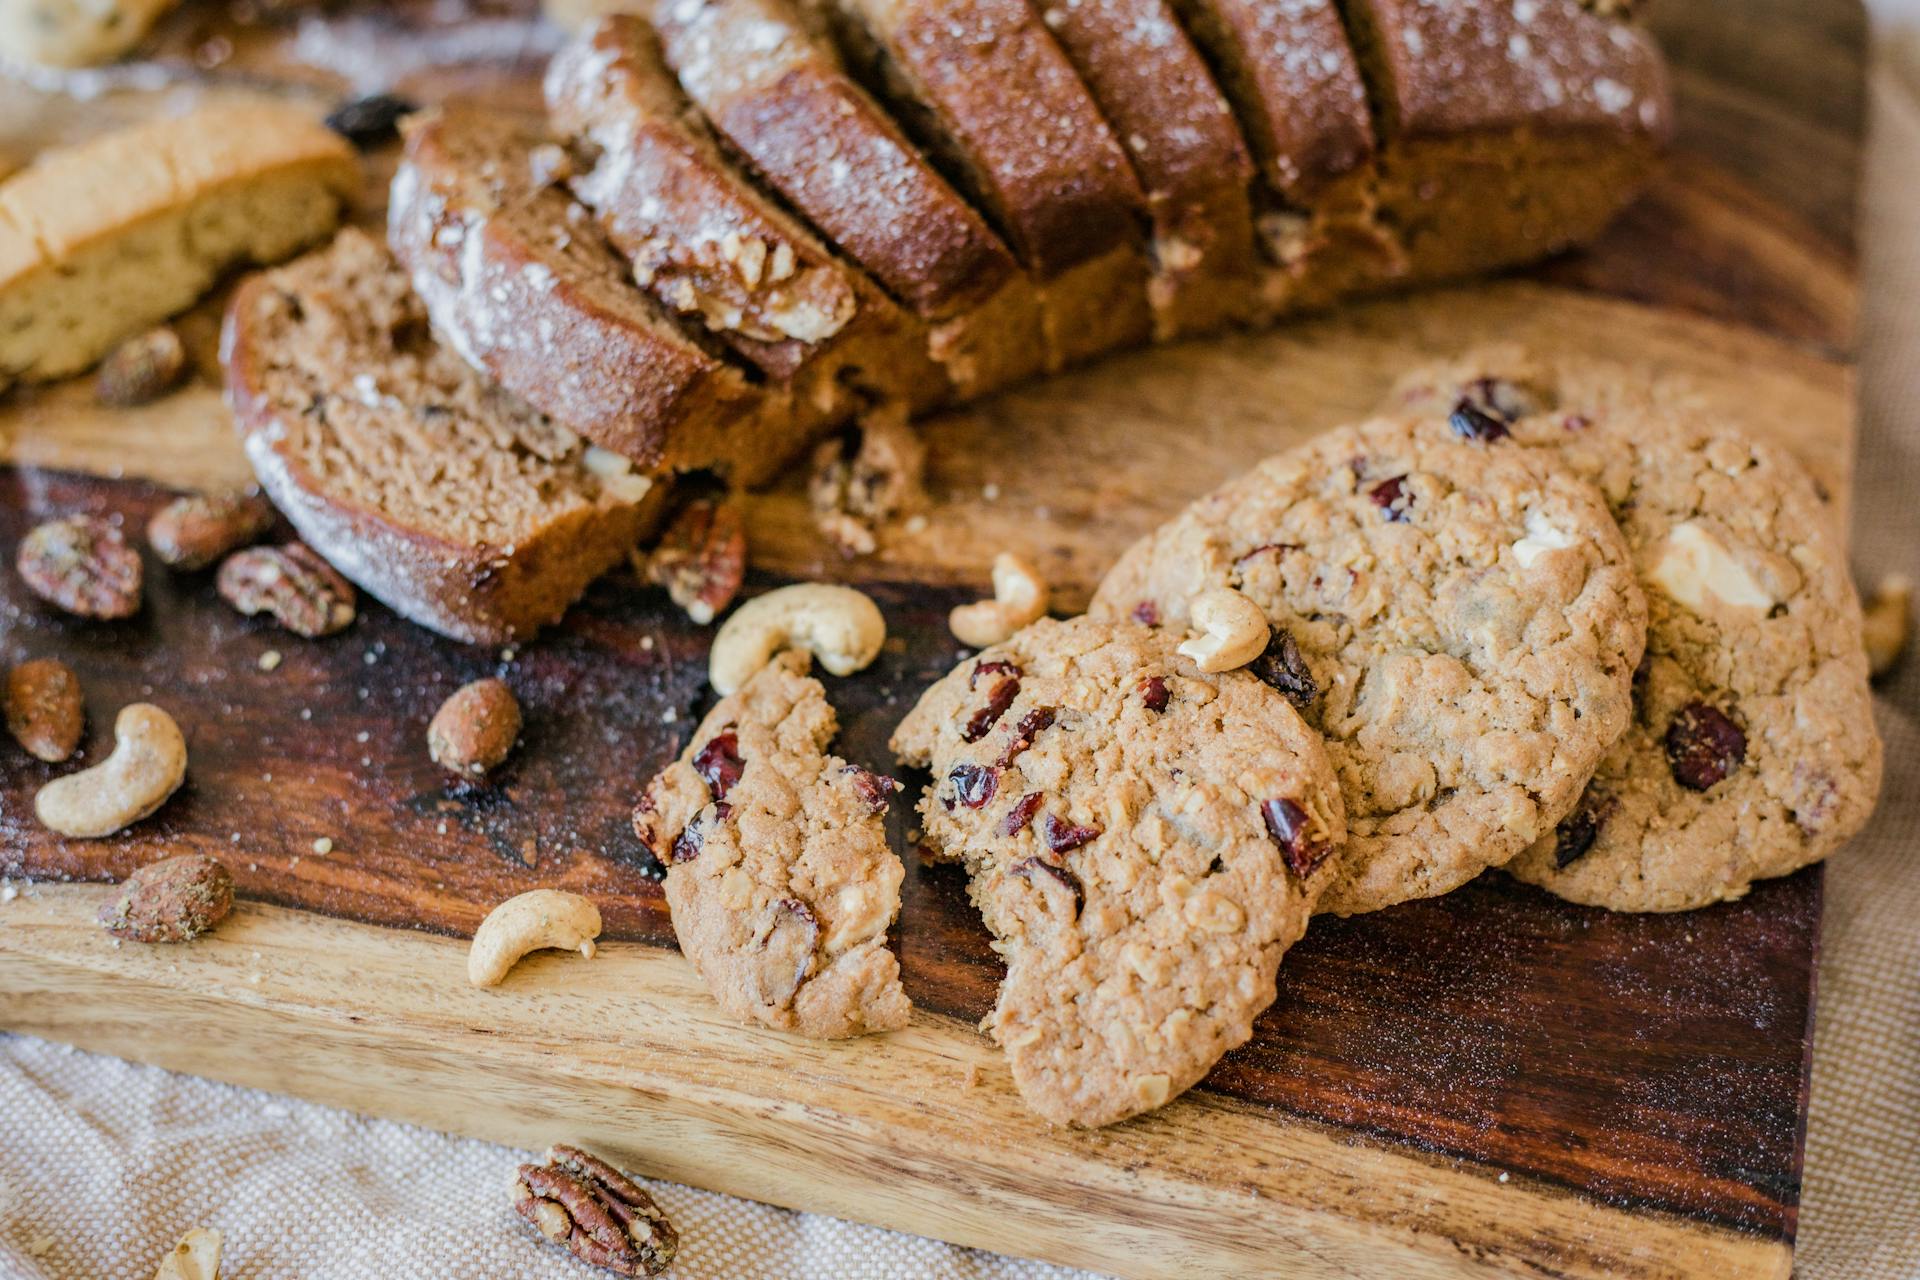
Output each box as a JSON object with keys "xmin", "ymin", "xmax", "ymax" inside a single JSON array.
[
  {"xmin": 708, "ymin": 583, "xmax": 886, "ymax": 695},
  {"xmin": 468, "ymin": 888, "xmax": 603, "ymax": 987},
  {"xmin": 1176, "ymin": 587, "xmax": 1270, "ymax": 673},
  {"xmin": 1863, "ymin": 573, "xmax": 1912, "ymax": 679},
  {"xmin": 949, "ymin": 552, "xmax": 1048, "ymax": 648},
  {"xmin": 154, "ymin": 1228, "xmax": 222, "ymax": 1280},
  {"xmin": 34, "ymin": 703, "xmax": 187, "ymax": 838}
]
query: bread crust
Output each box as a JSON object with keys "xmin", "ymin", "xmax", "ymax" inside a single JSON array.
[
  {"xmin": 388, "ymin": 107, "xmax": 798, "ymax": 482},
  {"xmin": 222, "ymin": 231, "xmax": 659, "ymax": 646}
]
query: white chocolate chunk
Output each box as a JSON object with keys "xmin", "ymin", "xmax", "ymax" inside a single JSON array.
[
  {"xmin": 1651, "ymin": 520, "xmax": 1774, "ymax": 613},
  {"xmin": 1513, "ymin": 512, "xmax": 1578, "ymax": 567}
]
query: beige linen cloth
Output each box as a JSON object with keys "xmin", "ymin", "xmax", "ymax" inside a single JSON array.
[{"xmin": 5, "ymin": 29, "xmax": 1920, "ymax": 1280}]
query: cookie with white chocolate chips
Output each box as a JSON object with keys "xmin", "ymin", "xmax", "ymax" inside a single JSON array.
[
  {"xmin": 1394, "ymin": 349, "xmax": 1882, "ymax": 910},
  {"xmin": 634, "ymin": 650, "xmax": 910, "ymax": 1036},
  {"xmin": 1092, "ymin": 415, "xmax": 1648, "ymax": 916},
  {"xmin": 892, "ymin": 617, "xmax": 1345, "ymax": 1127}
]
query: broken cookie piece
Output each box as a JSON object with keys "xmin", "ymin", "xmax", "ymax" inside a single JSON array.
[
  {"xmin": 634, "ymin": 651, "xmax": 909, "ymax": 1037},
  {"xmin": 892, "ymin": 616, "xmax": 1345, "ymax": 1126}
]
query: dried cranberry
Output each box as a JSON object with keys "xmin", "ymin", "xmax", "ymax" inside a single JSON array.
[
  {"xmin": 994, "ymin": 706, "xmax": 1056, "ymax": 767},
  {"xmin": 1262, "ymin": 798, "xmax": 1330, "ymax": 879},
  {"xmin": 1011, "ymin": 857, "xmax": 1084, "ymax": 916},
  {"xmin": 950, "ymin": 764, "xmax": 998, "ymax": 809},
  {"xmin": 323, "ymin": 93, "xmax": 418, "ymax": 148},
  {"xmin": 1369, "ymin": 476, "xmax": 1412, "ymax": 522},
  {"xmin": 1001, "ymin": 791, "xmax": 1044, "ymax": 836},
  {"xmin": 1235, "ymin": 542, "xmax": 1298, "ymax": 567},
  {"xmin": 969, "ymin": 659, "xmax": 1022, "ymax": 690},
  {"xmin": 1247, "ymin": 628, "xmax": 1317, "ymax": 711},
  {"xmin": 1138, "ymin": 676, "xmax": 1170, "ymax": 712},
  {"xmin": 1563, "ymin": 414, "xmax": 1592, "ymax": 432},
  {"xmin": 844, "ymin": 766, "xmax": 899, "ymax": 813},
  {"xmin": 693, "ymin": 730, "xmax": 744, "ymax": 802},
  {"xmin": 1130, "ymin": 601, "xmax": 1161, "ymax": 626},
  {"xmin": 1042, "ymin": 814, "xmax": 1101, "ymax": 853},
  {"xmin": 1665, "ymin": 702, "xmax": 1746, "ymax": 791},
  {"xmin": 1552, "ymin": 797, "xmax": 1615, "ymax": 868},
  {"xmin": 963, "ymin": 675, "xmax": 1020, "ymax": 742},
  {"xmin": 1449, "ymin": 398, "xmax": 1511, "ymax": 443},
  {"xmin": 669, "ymin": 822, "xmax": 704, "ymax": 864}
]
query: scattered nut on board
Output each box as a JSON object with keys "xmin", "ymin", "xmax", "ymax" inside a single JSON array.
[
  {"xmin": 95, "ymin": 326, "xmax": 187, "ymax": 407},
  {"xmin": 1176, "ymin": 587, "xmax": 1270, "ymax": 673},
  {"xmin": 153, "ymin": 1227, "xmax": 222, "ymax": 1280},
  {"xmin": 949, "ymin": 552, "xmax": 1047, "ymax": 648},
  {"xmin": 15, "ymin": 514, "xmax": 143, "ymax": 619},
  {"xmin": 147, "ymin": 492, "xmax": 276, "ymax": 571},
  {"xmin": 216, "ymin": 542, "xmax": 356, "ymax": 637},
  {"xmin": 35, "ymin": 703, "xmax": 187, "ymax": 838},
  {"xmin": 641, "ymin": 498, "xmax": 746, "ymax": 625},
  {"xmin": 708, "ymin": 583, "xmax": 886, "ymax": 695},
  {"xmin": 807, "ymin": 407, "xmax": 927, "ymax": 557},
  {"xmin": 1863, "ymin": 573, "xmax": 1912, "ymax": 679},
  {"xmin": 468, "ymin": 889, "xmax": 602, "ymax": 987},
  {"xmin": 4, "ymin": 658, "xmax": 84, "ymax": 763},
  {"xmin": 98, "ymin": 854, "xmax": 234, "ymax": 943},
  {"xmin": 513, "ymin": 1145, "xmax": 677, "ymax": 1277},
  {"xmin": 429, "ymin": 678, "xmax": 523, "ymax": 778}
]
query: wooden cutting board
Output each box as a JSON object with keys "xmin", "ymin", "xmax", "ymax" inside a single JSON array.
[{"xmin": 0, "ymin": 2, "xmax": 1864, "ymax": 1276}]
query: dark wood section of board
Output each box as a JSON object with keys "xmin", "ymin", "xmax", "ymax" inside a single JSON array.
[{"xmin": 0, "ymin": 471, "xmax": 1817, "ymax": 1239}]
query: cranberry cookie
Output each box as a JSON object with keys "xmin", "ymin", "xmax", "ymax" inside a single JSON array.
[
  {"xmin": 1092, "ymin": 416, "xmax": 1647, "ymax": 916},
  {"xmin": 1394, "ymin": 350, "xmax": 1882, "ymax": 910},
  {"xmin": 634, "ymin": 651, "xmax": 910, "ymax": 1036},
  {"xmin": 892, "ymin": 617, "xmax": 1345, "ymax": 1127}
]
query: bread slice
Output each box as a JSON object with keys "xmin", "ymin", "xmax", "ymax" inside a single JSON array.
[
  {"xmin": 819, "ymin": 0, "xmax": 1154, "ymax": 368},
  {"xmin": 0, "ymin": 97, "xmax": 357, "ymax": 391},
  {"xmin": 1032, "ymin": 0, "xmax": 1261, "ymax": 336},
  {"xmin": 546, "ymin": 15, "xmax": 948, "ymax": 424},
  {"xmin": 651, "ymin": 0, "xmax": 1047, "ymax": 397},
  {"xmin": 387, "ymin": 107, "xmax": 795, "ymax": 485},
  {"xmin": 0, "ymin": 0, "xmax": 178, "ymax": 67},
  {"xmin": 1164, "ymin": 0, "xmax": 1400, "ymax": 312},
  {"xmin": 1338, "ymin": 0, "xmax": 1672, "ymax": 285},
  {"xmin": 222, "ymin": 229, "xmax": 661, "ymax": 645}
]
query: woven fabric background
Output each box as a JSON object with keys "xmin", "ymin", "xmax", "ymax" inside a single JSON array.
[{"xmin": 3, "ymin": 10, "xmax": 1918, "ymax": 1280}]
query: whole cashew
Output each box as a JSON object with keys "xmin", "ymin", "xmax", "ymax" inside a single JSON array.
[
  {"xmin": 35, "ymin": 703, "xmax": 187, "ymax": 838},
  {"xmin": 949, "ymin": 553, "xmax": 1048, "ymax": 648},
  {"xmin": 708, "ymin": 583, "xmax": 886, "ymax": 695},
  {"xmin": 468, "ymin": 888, "xmax": 603, "ymax": 987},
  {"xmin": 1176, "ymin": 588, "xmax": 1270, "ymax": 673}
]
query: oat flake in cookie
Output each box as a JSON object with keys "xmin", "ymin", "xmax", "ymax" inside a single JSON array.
[
  {"xmin": 1092, "ymin": 417, "xmax": 1648, "ymax": 916},
  {"xmin": 891, "ymin": 617, "xmax": 1345, "ymax": 1127},
  {"xmin": 1397, "ymin": 349, "xmax": 1883, "ymax": 910},
  {"xmin": 633, "ymin": 651, "xmax": 909, "ymax": 1037}
]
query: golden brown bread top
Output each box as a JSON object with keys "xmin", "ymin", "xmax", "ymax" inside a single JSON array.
[
  {"xmin": 653, "ymin": 0, "xmax": 1019, "ymax": 320},
  {"xmin": 825, "ymin": 0, "xmax": 1147, "ymax": 279}
]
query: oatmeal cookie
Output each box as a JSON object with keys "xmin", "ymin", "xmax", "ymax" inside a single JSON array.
[
  {"xmin": 892, "ymin": 617, "xmax": 1344, "ymax": 1126},
  {"xmin": 634, "ymin": 651, "xmax": 909, "ymax": 1036},
  {"xmin": 1092, "ymin": 416, "xmax": 1647, "ymax": 915},
  {"xmin": 1396, "ymin": 349, "xmax": 1881, "ymax": 910}
]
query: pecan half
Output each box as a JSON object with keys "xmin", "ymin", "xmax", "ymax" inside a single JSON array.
[
  {"xmin": 16, "ymin": 515, "xmax": 142, "ymax": 618},
  {"xmin": 643, "ymin": 499, "xmax": 746, "ymax": 625},
  {"xmin": 147, "ymin": 492, "xmax": 275, "ymax": 571},
  {"xmin": 5, "ymin": 658, "xmax": 83, "ymax": 763},
  {"xmin": 513, "ymin": 1145, "xmax": 677, "ymax": 1277},
  {"xmin": 216, "ymin": 543, "xmax": 356, "ymax": 637},
  {"xmin": 95, "ymin": 326, "xmax": 187, "ymax": 406}
]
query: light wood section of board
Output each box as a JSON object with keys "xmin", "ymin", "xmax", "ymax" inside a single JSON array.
[{"xmin": 0, "ymin": 885, "xmax": 1792, "ymax": 1280}]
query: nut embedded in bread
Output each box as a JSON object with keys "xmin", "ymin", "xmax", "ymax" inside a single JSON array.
[
  {"xmin": 0, "ymin": 97, "xmax": 358, "ymax": 391},
  {"xmin": 221, "ymin": 229, "xmax": 660, "ymax": 645}
]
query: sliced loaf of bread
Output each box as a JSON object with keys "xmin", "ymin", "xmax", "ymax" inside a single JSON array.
[
  {"xmin": 651, "ymin": 0, "xmax": 1048, "ymax": 397},
  {"xmin": 222, "ymin": 228, "xmax": 660, "ymax": 645},
  {"xmin": 0, "ymin": 98, "xmax": 358, "ymax": 391},
  {"xmin": 819, "ymin": 0, "xmax": 1154, "ymax": 367},
  {"xmin": 546, "ymin": 15, "xmax": 948, "ymax": 423},
  {"xmin": 387, "ymin": 107, "xmax": 796, "ymax": 485}
]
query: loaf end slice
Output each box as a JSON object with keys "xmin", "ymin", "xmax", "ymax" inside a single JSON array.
[
  {"xmin": 546, "ymin": 15, "xmax": 949, "ymax": 420},
  {"xmin": 0, "ymin": 97, "xmax": 358, "ymax": 390},
  {"xmin": 387, "ymin": 107, "xmax": 799, "ymax": 485},
  {"xmin": 221, "ymin": 229, "xmax": 660, "ymax": 645}
]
